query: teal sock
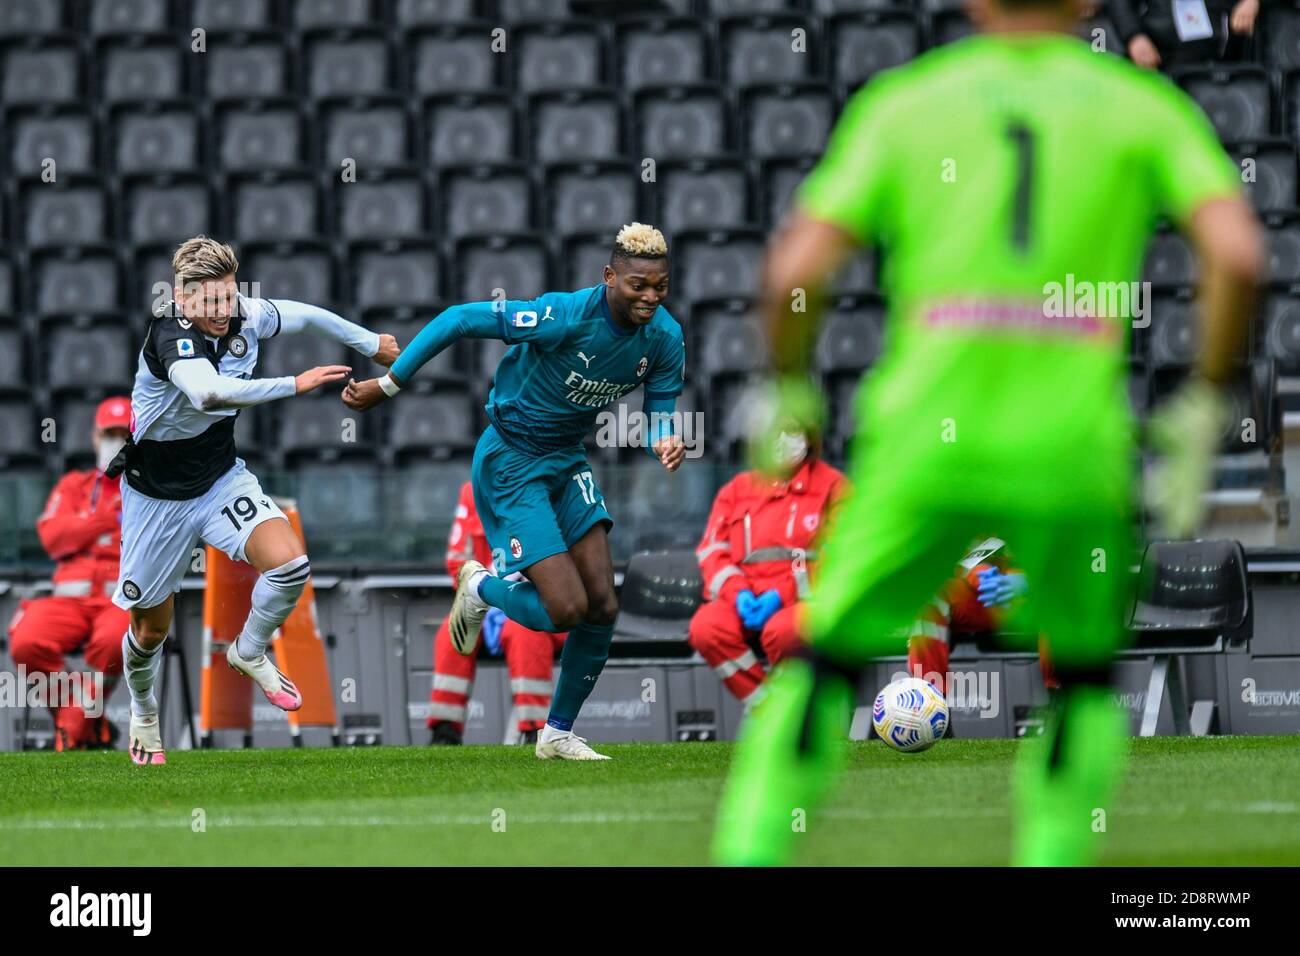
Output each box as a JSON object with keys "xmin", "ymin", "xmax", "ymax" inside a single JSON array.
[
  {"xmin": 477, "ymin": 575, "xmax": 559, "ymax": 632},
  {"xmin": 548, "ymin": 621, "xmax": 614, "ymax": 729}
]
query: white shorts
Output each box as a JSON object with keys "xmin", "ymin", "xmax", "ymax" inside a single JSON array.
[{"xmin": 113, "ymin": 459, "xmax": 287, "ymax": 610}]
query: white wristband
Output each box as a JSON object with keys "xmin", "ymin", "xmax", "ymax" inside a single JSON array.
[{"xmin": 377, "ymin": 374, "xmax": 401, "ymax": 398}]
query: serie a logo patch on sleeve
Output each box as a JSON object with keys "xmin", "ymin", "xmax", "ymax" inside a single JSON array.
[
  {"xmin": 177, "ymin": 339, "xmax": 195, "ymax": 357},
  {"xmin": 512, "ymin": 311, "xmax": 537, "ymax": 328}
]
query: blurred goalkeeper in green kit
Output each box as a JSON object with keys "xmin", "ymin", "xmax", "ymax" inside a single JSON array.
[{"xmin": 713, "ymin": 0, "xmax": 1264, "ymax": 866}]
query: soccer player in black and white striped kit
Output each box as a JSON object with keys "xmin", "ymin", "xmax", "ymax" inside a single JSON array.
[{"xmin": 109, "ymin": 236, "xmax": 398, "ymax": 764}]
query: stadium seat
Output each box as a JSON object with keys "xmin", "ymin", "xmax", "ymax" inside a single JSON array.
[
  {"xmin": 351, "ymin": 241, "xmax": 441, "ymax": 312},
  {"xmin": 364, "ymin": 312, "xmax": 470, "ymax": 386},
  {"xmin": 1230, "ymin": 142, "xmax": 1297, "ymax": 213},
  {"xmin": 410, "ymin": 28, "xmax": 501, "ymax": 95},
  {"xmin": 232, "ymin": 404, "xmax": 264, "ymax": 463},
  {"xmin": 531, "ymin": 91, "xmax": 622, "ymax": 165},
  {"xmin": 0, "ymin": 0, "xmax": 66, "ymax": 37},
  {"xmin": 388, "ymin": 393, "xmax": 478, "ymax": 461},
  {"xmin": 830, "ymin": 11, "xmax": 919, "ymax": 94},
  {"xmin": 617, "ymin": 17, "xmax": 709, "ymax": 93},
  {"xmin": 394, "ymin": 0, "xmax": 479, "ymax": 27},
  {"xmin": 611, "ymin": 550, "xmax": 702, "ymax": 643},
  {"xmin": 696, "ymin": 309, "xmax": 766, "ymax": 377},
  {"xmin": 1144, "ymin": 294, "xmax": 1198, "ymax": 368},
  {"xmin": 705, "ymin": 0, "xmax": 792, "ymax": 13},
  {"xmin": 621, "ymin": 455, "xmax": 717, "ymax": 552},
  {"xmin": 930, "ymin": 9, "xmax": 975, "ymax": 46},
  {"xmin": 1177, "ymin": 66, "xmax": 1271, "ymax": 144},
  {"xmin": 0, "ymin": 401, "xmax": 43, "ymax": 466},
  {"xmin": 479, "ymin": 337, "xmax": 508, "ymax": 384},
  {"xmin": 132, "ymin": 245, "xmax": 177, "ymax": 319},
  {"xmin": 743, "ymin": 86, "xmax": 834, "ymax": 159},
  {"xmin": 258, "ymin": 332, "xmax": 349, "ymax": 381},
  {"xmin": 763, "ymin": 158, "xmax": 814, "ymax": 228},
  {"xmin": 1262, "ymin": 295, "xmax": 1300, "ymax": 372},
  {"xmin": 514, "ymin": 24, "xmax": 604, "ymax": 93},
  {"xmin": 1268, "ymin": 7, "xmax": 1300, "ymax": 74},
  {"xmin": 454, "ymin": 236, "xmax": 549, "ymax": 302},
  {"xmin": 1127, "ymin": 364, "xmax": 1150, "ymax": 419},
  {"xmin": 0, "ymin": 328, "xmax": 27, "ymax": 394},
  {"xmin": 658, "ymin": 161, "xmax": 750, "ymax": 235},
  {"xmin": 442, "ymin": 165, "xmax": 532, "ymax": 238},
  {"xmin": 825, "ymin": 373, "xmax": 860, "ymax": 464},
  {"xmin": 293, "ymin": 0, "xmax": 374, "ymax": 30},
  {"xmin": 109, "ymin": 104, "xmax": 200, "ymax": 174},
  {"xmin": 546, "ymin": 162, "xmax": 639, "ymax": 236},
  {"xmin": 22, "ymin": 179, "xmax": 108, "ymax": 249},
  {"xmin": 501, "ymin": 0, "xmax": 575, "ymax": 19},
  {"xmin": 98, "ymin": 37, "xmax": 185, "ymax": 103},
  {"xmin": 89, "ymin": 0, "xmax": 171, "ymax": 35},
  {"xmin": 816, "ymin": 300, "xmax": 884, "ymax": 374},
  {"xmin": 335, "ymin": 173, "xmax": 427, "ymax": 240},
  {"xmin": 424, "ymin": 94, "xmax": 516, "ymax": 167},
  {"xmin": 230, "ymin": 173, "xmax": 320, "ymax": 243},
  {"xmin": 720, "ymin": 16, "xmax": 817, "ymax": 90},
  {"xmin": 292, "ymin": 463, "xmax": 383, "ymax": 551},
  {"xmin": 275, "ymin": 396, "xmax": 373, "ymax": 466},
  {"xmin": 320, "ymin": 97, "xmax": 411, "ymax": 169},
  {"xmin": 8, "ymin": 106, "xmax": 97, "ymax": 178},
  {"xmin": 1142, "ymin": 229, "xmax": 1197, "ymax": 288},
  {"xmin": 241, "ymin": 242, "xmax": 336, "ymax": 304},
  {"xmin": 677, "ymin": 230, "xmax": 765, "ymax": 307},
  {"xmin": 216, "ymin": 100, "xmax": 305, "ymax": 171},
  {"xmin": 0, "ymin": 257, "xmax": 17, "ymax": 318},
  {"xmin": 561, "ymin": 235, "xmax": 616, "ymax": 290},
  {"xmin": 204, "ymin": 36, "xmax": 293, "ymax": 100},
  {"xmin": 50, "ymin": 397, "xmax": 101, "ymax": 466},
  {"xmin": 389, "ymin": 462, "xmax": 470, "ymax": 545},
  {"xmin": 1265, "ymin": 215, "xmax": 1300, "ymax": 284},
  {"xmin": 193, "ymin": 0, "xmax": 280, "ymax": 31},
  {"xmin": 123, "ymin": 176, "xmax": 213, "ymax": 246},
  {"xmin": 635, "ymin": 87, "xmax": 730, "ymax": 160},
  {"xmin": 2, "ymin": 42, "xmax": 81, "ymax": 106},
  {"xmin": 32, "ymin": 250, "xmax": 122, "ymax": 316},
  {"xmin": 304, "ymin": 31, "xmax": 392, "ymax": 100},
  {"xmin": 45, "ymin": 324, "xmax": 134, "ymax": 394}
]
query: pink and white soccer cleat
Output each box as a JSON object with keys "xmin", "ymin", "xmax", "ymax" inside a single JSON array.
[
  {"xmin": 128, "ymin": 713, "xmax": 166, "ymax": 766},
  {"xmin": 225, "ymin": 643, "xmax": 303, "ymax": 711}
]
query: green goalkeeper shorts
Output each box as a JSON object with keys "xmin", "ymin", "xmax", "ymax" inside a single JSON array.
[{"xmin": 807, "ymin": 470, "xmax": 1138, "ymax": 671}]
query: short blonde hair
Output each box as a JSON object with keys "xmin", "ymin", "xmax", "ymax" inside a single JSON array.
[
  {"xmin": 172, "ymin": 235, "xmax": 239, "ymax": 288},
  {"xmin": 613, "ymin": 222, "xmax": 668, "ymax": 261}
]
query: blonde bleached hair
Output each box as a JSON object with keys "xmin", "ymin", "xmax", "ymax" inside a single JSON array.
[
  {"xmin": 172, "ymin": 235, "xmax": 239, "ymax": 288},
  {"xmin": 612, "ymin": 222, "xmax": 668, "ymax": 264}
]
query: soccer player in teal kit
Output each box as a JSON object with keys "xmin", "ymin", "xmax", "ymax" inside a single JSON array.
[{"xmin": 344, "ymin": 224, "xmax": 686, "ymax": 759}]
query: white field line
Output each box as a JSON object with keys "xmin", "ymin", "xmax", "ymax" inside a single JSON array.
[{"xmin": 0, "ymin": 802, "xmax": 1294, "ymax": 832}]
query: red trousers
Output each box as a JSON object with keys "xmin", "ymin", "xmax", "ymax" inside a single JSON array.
[
  {"xmin": 8, "ymin": 595, "xmax": 127, "ymax": 747},
  {"xmin": 428, "ymin": 618, "xmax": 567, "ymax": 735},
  {"xmin": 688, "ymin": 599, "xmax": 804, "ymax": 701}
]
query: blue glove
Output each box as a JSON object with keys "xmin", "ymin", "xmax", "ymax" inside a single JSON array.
[
  {"xmin": 735, "ymin": 589, "xmax": 759, "ymax": 625},
  {"xmin": 976, "ymin": 567, "xmax": 1027, "ymax": 609},
  {"xmin": 481, "ymin": 607, "xmax": 506, "ymax": 656},
  {"xmin": 742, "ymin": 589, "xmax": 783, "ymax": 630}
]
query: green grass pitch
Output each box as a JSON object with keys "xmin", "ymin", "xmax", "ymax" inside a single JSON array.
[{"xmin": 2, "ymin": 736, "xmax": 1297, "ymax": 865}]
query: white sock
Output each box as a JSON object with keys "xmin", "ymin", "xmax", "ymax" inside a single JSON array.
[
  {"xmin": 468, "ymin": 569, "xmax": 489, "ymax": 607},
  {"xmin": 122, "ymin": 630, "xmax": 164, "ymax": 718},
  {"xmin": 236, "ymin": 555, "xmax": 310, "ymax": 659}
]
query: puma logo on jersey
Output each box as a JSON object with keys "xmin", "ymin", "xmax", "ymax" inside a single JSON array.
[
  {"xmin": 578, "ymin": 351, "xmax": 595, "ymax": 368},
  {"xmin": 542, "ymin": 306, "xmax": 555, "ymax": 321}
]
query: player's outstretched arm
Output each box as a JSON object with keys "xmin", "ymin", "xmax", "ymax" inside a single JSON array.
[
  {"xmin": 341, "ymin": 300, "xmax": 523, "ymax": 411},
  {"xmin": 170, "ymin": 357, "xmax": 350, "ymax": 411},
  {"xmin": 271, "ymin": 299, "xmax": 398, "ymax": 366},
  {"xmin": 644, "ymin": 393, "xmax": 685, "ymax": 472}
]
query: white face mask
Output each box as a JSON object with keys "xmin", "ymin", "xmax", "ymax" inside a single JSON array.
[
  {"xmin": 96, "ymin": 436, "xmax": 126, "ymax": 473},
  {"xmin": 772, "ymin": 431, "xmax": 808, "ymax": 471}
]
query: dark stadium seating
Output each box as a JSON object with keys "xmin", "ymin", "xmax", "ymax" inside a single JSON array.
[{"xmin": 0, "ymin": 0, "xmax": 1294, "ymax": 571}]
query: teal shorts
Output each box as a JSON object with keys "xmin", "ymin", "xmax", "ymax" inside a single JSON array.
[{"xmin": 470, "ymin": 424, "xmax": 613, "ymax": 575}]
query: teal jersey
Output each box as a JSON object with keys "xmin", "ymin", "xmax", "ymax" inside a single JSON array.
[{"xmin": 489, "ymin": 286, "xmax": 685, "ymax": 454}]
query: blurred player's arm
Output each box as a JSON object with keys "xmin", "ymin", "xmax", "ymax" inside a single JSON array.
[
  {"xmin": 342, "ymin": 299, "xmax": 552, "ymax": 411},
  {"xmin": 170, "ymin": 357, "xmax": 350, "ymax": 411},
  {"xmin": 269, "ymin": 299, "xmax": 398, "ymax": 366}
]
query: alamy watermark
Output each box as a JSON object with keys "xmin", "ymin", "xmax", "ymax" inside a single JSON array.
[{"xmin": 0, "ymin": 667, "xmax": 104, "ymax": 717}]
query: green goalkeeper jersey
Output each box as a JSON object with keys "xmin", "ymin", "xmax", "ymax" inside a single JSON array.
[{"xmin": 798, "ymin": 31, "xmax": 1241, "ymax": 516}]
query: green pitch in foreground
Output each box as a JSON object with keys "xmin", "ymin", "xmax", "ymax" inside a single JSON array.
[{"xmin": 1, "ymin": 737, "xmax": 1297, "ymax": 866}]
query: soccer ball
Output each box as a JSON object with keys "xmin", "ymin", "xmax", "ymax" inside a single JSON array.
[{"xmin": 872, "ymin": 677, "xmax": 949, "ymax": 752}]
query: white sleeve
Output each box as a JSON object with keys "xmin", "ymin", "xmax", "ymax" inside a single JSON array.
[
  {"xmin": 270, "ymin": 299, "xmax": 380, "ymax": 357},
  {"xmin": 169, "ymin": 358, "xmax": 296, "ymax": 411}
]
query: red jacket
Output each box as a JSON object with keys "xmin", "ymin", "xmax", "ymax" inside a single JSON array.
[
  {"xmin": 445, "ymin": 481, "xmax": 493, "ymax": 578},
  {"xmin": 695, "ymin": 458, "xmax": 849, "ymax": 608},
  {"xmin": 37, "ymin": 470, "xmax": 123, "ymax": 596}
]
